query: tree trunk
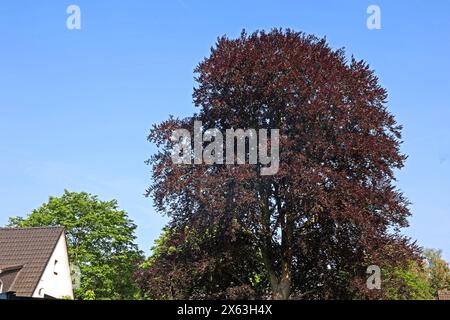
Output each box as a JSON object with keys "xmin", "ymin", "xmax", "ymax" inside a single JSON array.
[
  {"xmin": 270, "ymin": 271, "xmax": 291, "ymax": 300},
  {"xmin": 259, "ymin": 182, "xmax": 293, "ymax": 300}
]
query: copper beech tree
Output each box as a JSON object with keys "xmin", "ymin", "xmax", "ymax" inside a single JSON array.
[{"xmin": 143, "ymin": 30, "xmax": 419, "ymax": 299}]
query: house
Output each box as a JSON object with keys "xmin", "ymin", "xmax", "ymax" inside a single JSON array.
[{"xmin": 0, "ymin": 226, "xmax": 73, "ymax": 299}]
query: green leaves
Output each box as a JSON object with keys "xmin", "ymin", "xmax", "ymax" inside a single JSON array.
[
  {"xmin": 382, "ymin": 249, "xmax": 450, "ymax": 300},
  {"xmin": 383, "ymin": 262, "xmax": 434, "ymax": 300}
]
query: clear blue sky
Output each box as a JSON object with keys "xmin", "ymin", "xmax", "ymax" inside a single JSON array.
[{"xmin": 0, "ymin": 0, "xmax": 449, "ymax": 260}]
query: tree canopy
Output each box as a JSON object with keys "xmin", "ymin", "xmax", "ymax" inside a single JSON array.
[{"xmin": 144, "ymin": 29, "xmax": 419, "ymax": 299}]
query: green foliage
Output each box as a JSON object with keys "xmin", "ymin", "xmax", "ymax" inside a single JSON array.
[
  {"xmin": 8, "ymin": 190, "xmax": 143, "ymax": 300},
  {"xmin": 83, "ymin": 290, "xmax": 96, "ymax": 300},
  {"xmin": 383, "ymin": 249, "xmax": 450, "ymax": 300},
  {"xmin": 383, "ymin": 262, "xmax": 434, "ymax": 300},
  {"xmin": 145, "ymin": 227, "xmax": 178, "ymax": 266},
  {"xmin": 423, "ymin": 248, "xmax": 450, "ymax": 296}
]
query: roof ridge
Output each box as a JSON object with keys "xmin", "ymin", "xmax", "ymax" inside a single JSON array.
[{"xmin": 0, "ymin": 226, "xmax": 64, "ymax": 231}]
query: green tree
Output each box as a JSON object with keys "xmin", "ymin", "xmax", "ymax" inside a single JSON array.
[
  {"xmin": 382, "ymin": 248, "xmax": 449, "ymax": 300},
  {"xmin": 383, "ymin": 261, "xmax": 434, "ymax": 300},
  {"xmin": 423, "ymin": 248, "xmax": 450, "ymax": 296},
  {"xmin": 8, "ymin": 190, "xmax": 143, "ymax": 300}
]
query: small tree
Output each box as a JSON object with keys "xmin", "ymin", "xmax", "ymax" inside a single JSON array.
[
  {"xmin": 423, "ymin": 248, "xmax": 450, "ymax": 296},
  {"xmin": 379, "ymin": 248, "xmax": 449, "ymax": 300},
  {"xmin": 8, "ymin": 190, "xmax": 143, "ymax": 300},
  {"xmin": 383, "ymin": 261, "xmax": 434, "ymax": 300}
]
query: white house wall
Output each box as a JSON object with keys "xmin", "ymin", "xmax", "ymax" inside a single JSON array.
[{"xmin": 33, "ymin": 233, "xmax": 74, "ymax": 299}]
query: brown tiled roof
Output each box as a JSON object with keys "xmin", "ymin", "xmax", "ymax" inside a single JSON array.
[
  {"xmin": 438, "ymin": 289, "xmax": 450, "ymax": 300},
  {"xmin": 0, "ymin": 227, "xmax": 64, "ymax": 297}
]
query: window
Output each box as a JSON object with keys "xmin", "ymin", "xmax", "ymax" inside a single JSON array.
[{"xmin": 53, "ymin": 260, "xmax": 59, "ymax": 275}]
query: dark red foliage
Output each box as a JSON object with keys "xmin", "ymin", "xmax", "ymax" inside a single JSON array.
[
  {"xmin": 134, "ymin": 226, "xmax": 269, "ymax": 299},
  {"xmin": 143, "ymin": 29, "xmax": 419, "ymax": 299}
]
